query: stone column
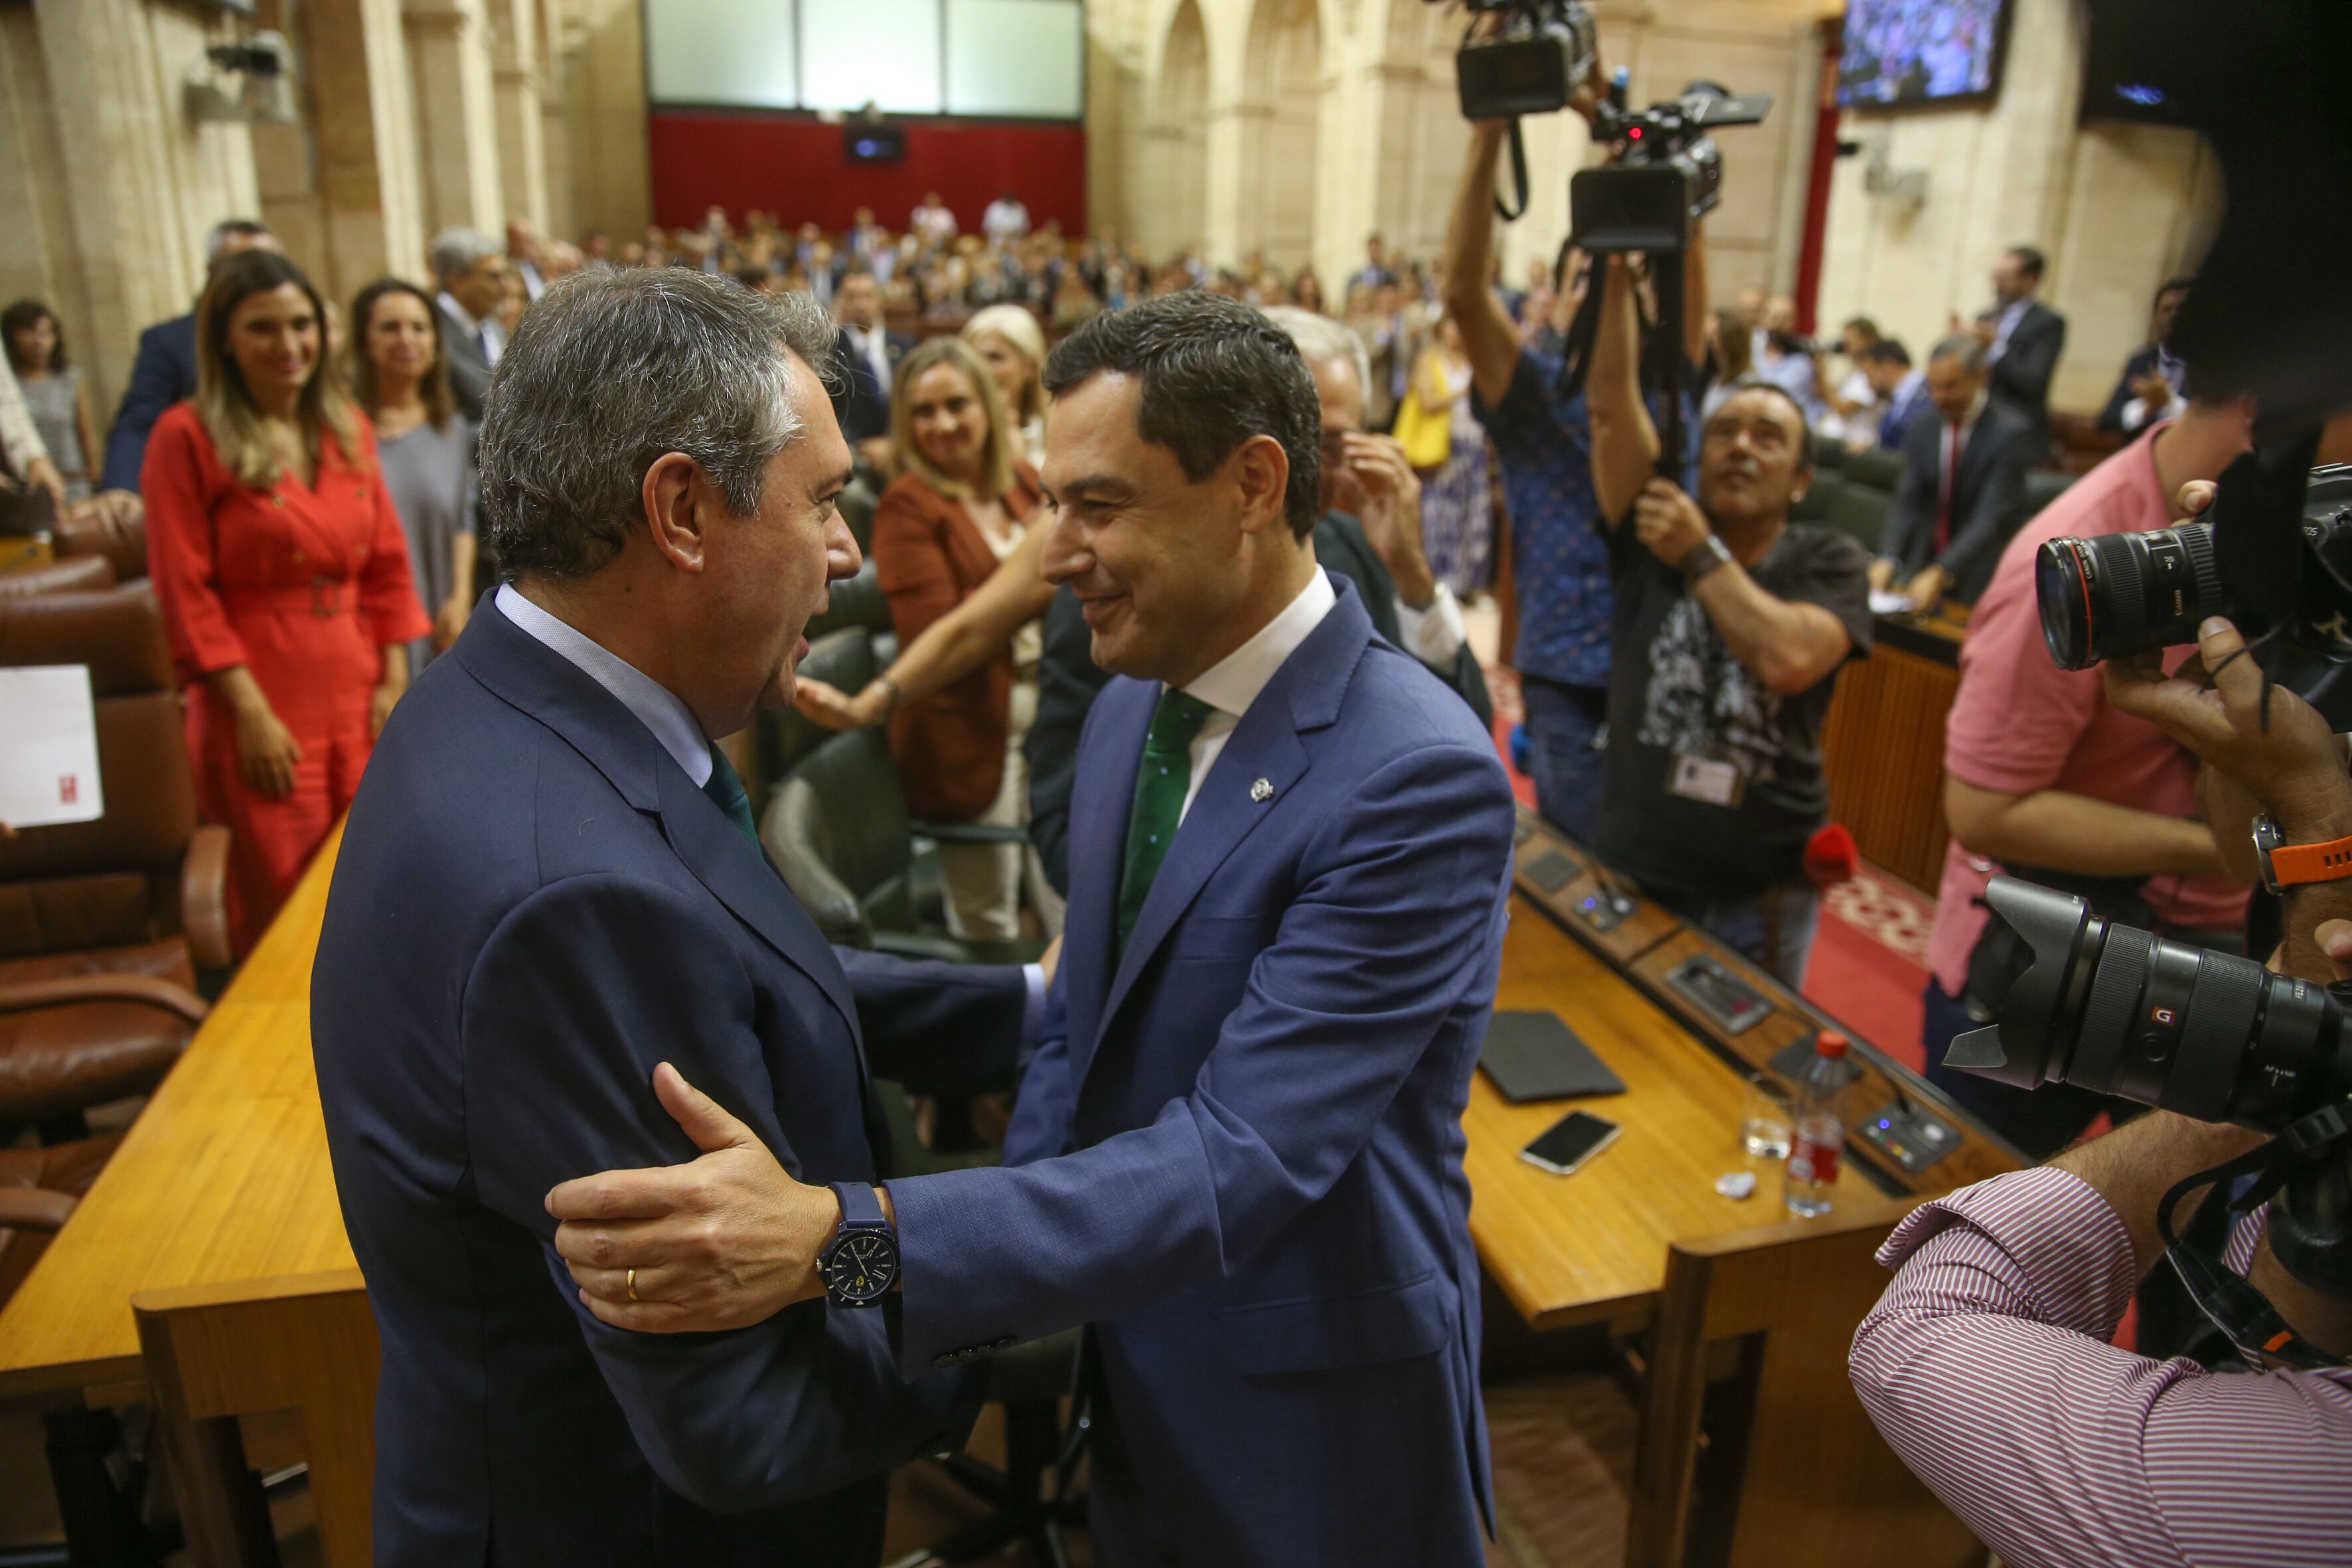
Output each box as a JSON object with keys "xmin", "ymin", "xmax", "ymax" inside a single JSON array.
[
  {"xmin": 487, "ymin": 0, "xmax": 548, "ymax": 235},
  {"xmin": 1202, "ymin": 98, "xmax": 1270, "ymax": 269},
  {"xmin": 272, "ymin": 0, "xmax": 428, "ymax": 305},
  {"xmin": 404, "ymin": 0, "xmax": 507, "ymax": 236}
]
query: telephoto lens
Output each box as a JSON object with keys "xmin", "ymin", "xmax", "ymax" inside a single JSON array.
[
  {"xmin": 1946, "ymin": 876, "xmax": 2352, "ymax": 1129},
  {"xmin": 2034, "ymin": 519, "xmax": 2228, "ymax": 671}
]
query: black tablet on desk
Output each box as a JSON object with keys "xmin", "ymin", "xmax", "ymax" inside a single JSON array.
[{"xmin": 1478, "ymin": 1010, "xmax": 1627, "ymax": 1102}]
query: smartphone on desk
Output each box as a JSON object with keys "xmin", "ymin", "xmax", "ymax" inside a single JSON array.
[{"xmin": 1520, "ymin": 1110, "xmax": 1622, "ymax": 1176}]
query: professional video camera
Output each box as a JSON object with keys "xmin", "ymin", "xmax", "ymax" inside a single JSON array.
[
  {"xmin": 2037, "ymin": 454, "xmax": 2352, "ymax": 728},
  {"xmin": 1570, "ymin": 77, "xmax": 1771, "ymax": 255},
  {"xmin": 1947, "ymin": 878, "xmax": 2352, "ymax": 1362},
  {"xmin": 1451, "ymin": 0, "xmax": 1596, "ymax": 122}
]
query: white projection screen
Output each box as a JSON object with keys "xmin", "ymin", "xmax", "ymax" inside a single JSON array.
[
  {"xmin": 643, "ymin": 0, "xmax": 1082, "ymax": 118},
  {"xmin": 945, "ymin": 0, "xmax": 1083, "ymax": 118},
  {"xmin": 646, "ymin": 0, "xmax": 799, "ymax": 109}
]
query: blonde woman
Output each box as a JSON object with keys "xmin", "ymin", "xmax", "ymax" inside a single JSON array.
[
  {"xmin": 961, "ymin": 303, "xmax": 1049, "ymax": 467},
  {"xmin": 872, "ymin": 337, "xmax": 1054, "ymax": 940},
  {"xmin": 143, "ymin": 249, "xmax": 428, "ymax": 953}
]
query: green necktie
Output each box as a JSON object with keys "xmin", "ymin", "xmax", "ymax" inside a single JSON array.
[
  {"xmin": 1118, "ymin": 688, "xmax": 1217, "ymax": 947},
  {"xmin": 704, "ymin": 744, "xmax": 760, "ymax": 848}
]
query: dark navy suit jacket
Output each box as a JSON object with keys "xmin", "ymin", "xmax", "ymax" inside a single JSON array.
[
  {"xmin": 889, "ymin": 577, "xmax": 1517, "ymax": 1567},
  {"xmin": 312, "ymin": 599, "xmax": 1022, "ymax": 1566},
  {"xmin": 99, "ymin": 314, "xmax": 197, "ymax": 494}
]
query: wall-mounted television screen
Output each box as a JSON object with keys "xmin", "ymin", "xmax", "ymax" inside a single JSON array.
[{"xmin": 1836, "ymin": 0, "xmax": 2013, "ymax": 111}]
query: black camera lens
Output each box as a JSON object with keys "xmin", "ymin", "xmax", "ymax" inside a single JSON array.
[
  {"xmin": 2034, "ymin": 519, "xmax": 2226, "ymax": 670},
  {"xmin": 1947, "ymin": 877, "xmax": 2352, "ymax": 1130}
]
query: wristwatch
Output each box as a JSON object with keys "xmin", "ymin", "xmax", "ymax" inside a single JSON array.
[
  {"xmin": 1679, "ymin": 534, "xmax": 1735, "ymax": 584},
  {"xmin": 2251, "ymin": 814, "xmax": 2352, "ymax": 896},
  {"xmin": 818, "ymin": 1182, "xmax": 899, "ymax": 1307}
]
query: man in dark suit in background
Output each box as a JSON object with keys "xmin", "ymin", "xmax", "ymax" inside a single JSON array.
[
  {"xmin": 313, "ymin": 270, "xmax": 1030, "ymax": 1565},
  {"xmin": 95, "ymin": 218, "xmax": 275, "ymax": 517},
  {"xmin": 1026, "ymin": 302, "xmax": 1495, "ymax": 892},
  {"xmin": 431, "ymin": 228, "xmax": 512, "ymax": 423},
  {"xmin": 1876, "ymin": 335, "xmax": 2037, "ymax": 607},
  {"xmin": 1963, "ymin": 245, "xmax": 2066, "ymax": 431},
  {"xmin": 2097, "ymin": 275, "xmax": 2193, "ymax": 434},
  {"xmin": 1860, "ymin": 339, "xmax": 1929, "ymax": 452},
  {"xmin": 825, "ymin": 268, "xmax": 911, "ymax": 467}
]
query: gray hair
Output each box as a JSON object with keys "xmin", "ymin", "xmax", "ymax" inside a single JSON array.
[
  {"xmin": 1928, "ymin": 333, "xmax": 1988, "ymax": 375},
  {"xmin": 1261, "ymin": 305, "xmax": 1372, "ymax": 412},
  {"xmin": 204, "ymin": 219, "xmax": 270, "ymax": 267},
  {"xmin": 478, "ymin": 269, "xmax": 838, "ymax": 580},
  {"xmin": 431, "ymin": 227, "xmax": 503, "ymax": 283}
]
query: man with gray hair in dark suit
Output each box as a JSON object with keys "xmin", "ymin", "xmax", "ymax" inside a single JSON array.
[{"xmin": 1875, "ymin": 333, "xmax": 2037, "ymax": 609}]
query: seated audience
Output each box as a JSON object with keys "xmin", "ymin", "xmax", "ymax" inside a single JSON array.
[
  {"xmin": 1857, "ymin": 338, "xmax": 1927, "ymax": 451},
  {"xmin": 1919, "ymin": 394, "xmax": 2252, "ymax": 1156},
  {"xmin": 1824, "ymin": 315, "xmax": 1883, "ymax": 441},
  {"xmin": 1753, "ymin": 296, "xmax": 1828, "ymax": 425},
  {"xmin": 1291, "ymin": 272, "xmax": 1326, "ymax": 314},
  {"xmin": 961, "ymin": 303, "xmax": 1050, "ymax": 469},
  {"xmin": 3, "ymin": 299, "xmax": 96, "ymax": 503},
  {"xmin": 143, "ymin": 250, "xmax": 428, "ymax": 954},
  {"xmin": 1411, "ymin": 315, "xmax": 1492, "ymax": 597},
  {"xmin": 1964, "ymin": 244, "xmax": 2066, "ymax": 430},
  {"xmin": 349, "ymin": 277, "xmax": 478, "ymax": 672},
  {"xmin": 1874, "ymin": 335, "xmax": 2035, "ymax": 607},
  {"xmin": 2098, "ymin": 275, "xmax": 2194, "ymax": 434},
  {"xmin": 1589, "ymin": 260, "xmax": 1872, "ymax": 988},
  {"xmin": 97, "ymin": 217, "xmax": 277, "ymax": 526},
  {"xmin": 826, "ymin": 268, "xmax": 909, "ymax": 463},
  {"xmin": 872, "ymin": 338, "xmax": 1055, "ymax": 940},
  {"xmin": 1701, "ymin": 306, "xmax": 1755, "ymax": 418},
  {"xmin": 430, "ymin": 228, "xmax": 513, "ymax": 423}
]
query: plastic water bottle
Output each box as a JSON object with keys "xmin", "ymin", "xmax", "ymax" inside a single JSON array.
[{"xmin": 1784, "ymin": 1031, "xmax": 1851, "ymax": 1218}]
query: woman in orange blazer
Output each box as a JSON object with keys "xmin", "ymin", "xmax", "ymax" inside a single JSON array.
[
  {"xmin": 871, "ymin": 335, "xmax": 1055, "ymax": 941},
  {"xmin": 144, "ymin": 250, "xmax": 429, "ymax": 954}
]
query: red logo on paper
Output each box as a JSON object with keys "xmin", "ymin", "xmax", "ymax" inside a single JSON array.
[{"xmin": 58, "ymin": 775, "xmax": 76, "ymax": 805}]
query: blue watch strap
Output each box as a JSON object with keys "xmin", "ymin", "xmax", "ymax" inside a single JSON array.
[{"xmin": 829, "ymin": 1180, "xmax": 888, "ymax": 1232}]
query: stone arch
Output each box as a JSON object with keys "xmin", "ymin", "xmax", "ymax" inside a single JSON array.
[
  {"xmin": 1237, "ymin": 0, "xmax": 1322, "ymax": 270},
  {"xmin": 1146, "ymin": 0, "xmax": 1211, "ymax": 257}
]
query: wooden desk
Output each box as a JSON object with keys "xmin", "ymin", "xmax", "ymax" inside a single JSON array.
[
  {"xmin": 1468, "ymin": 904, "xmax": 1881, "ymax": 1335},
  {"xmin": 1822, "ymin": 611, "xmax": 1965, "ymax": 894}
]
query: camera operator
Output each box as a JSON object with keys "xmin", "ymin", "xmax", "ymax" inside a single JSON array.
[
  {"xmin": 1586, "ymin": 252, "xmax": 1872, "ymax": 986},
  {"xmin": 1852, "ymin": 611, "xmax": 2352, "ymax": 1568},
  {"xmin": 1440, "ymin": 101, "xmax": 1708, "ymax": 839},
  {"xmin": 1918, "ymin": 403, "xmax": 2254, "ymax": 1158}
]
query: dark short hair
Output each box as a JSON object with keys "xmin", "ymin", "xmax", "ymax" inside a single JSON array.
[
  {"xmin": 1709, "ymin": 378, "xmax": 1814, "ymax": 472},
  {"xmin": 1841, "ymin": 315, "xmax": 1881, "ymax": 341},
  {"xmin": 1859, "ymin": 338, "xmax": 1911, "ymax": 368},
  {"xmin": 2007, "ymin": 246, "xmax": 2047, "ymax": 280},
  {"xmin": 2155, "ymin": 274, "xmax": 2194, "ymax": 307},
  {"xmin": 0, "ymin": 299, "xmax": 64, "ymax": 373},
  {"xmin": 1043, "ymin": 291, "xmax": 1320, "ymax": 540}
]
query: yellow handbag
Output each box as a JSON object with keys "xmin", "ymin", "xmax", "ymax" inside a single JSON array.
[{"xmin": 1392, "ymin": 384, "xmax": 1452, "ymax": 471}]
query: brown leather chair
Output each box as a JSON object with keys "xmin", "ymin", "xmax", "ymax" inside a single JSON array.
[
  {"xmin": 0, "ymin": 586, "xmax": 221, "ymax": 1137},
  {"xmin": 53, "ymin": 509, "xmax": 148, "ymax": 584},
  {"xmin": 0, "ymin": 552, "xmax": 113, "ymax": 599},
  {"xmin": 0, "ymin": 1133, "xmax": 118, "ymax": 1304}
]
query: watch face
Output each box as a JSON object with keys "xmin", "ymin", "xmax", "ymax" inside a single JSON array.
[{"xmin": 822, "ymin": 1231, "xmax": 898, "ymax": 1304}]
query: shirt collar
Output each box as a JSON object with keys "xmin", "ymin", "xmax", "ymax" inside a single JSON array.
[
  {"xmin": 437, "ymin": 290, "xmax": 482, "ymax": 337},
  {"xmin": 494, "ymin": 584, "xmax": 714, "ymax": 787},
  {"xmin": 1180, "ymin": 568, "xmax": 1338, "ymax": 721}
]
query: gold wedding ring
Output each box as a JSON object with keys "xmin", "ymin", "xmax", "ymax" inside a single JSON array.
[{"xmin": 626, "ymin": 1267, "xmax": 639, "ymax": 1303}]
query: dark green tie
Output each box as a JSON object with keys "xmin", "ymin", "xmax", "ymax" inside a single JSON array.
[
  {"xmin": 703, "ymin": 744, "xmax": 760, "ymax": 848},
  {"xmin": 1118, "ymin": 688, "xmax": 1217, "ymax": 947}
]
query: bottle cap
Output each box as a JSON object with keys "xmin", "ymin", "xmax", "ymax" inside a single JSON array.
[{"xmin": 1815, "ymin": 1030, "xmax": 1849, "ymax": 1059}]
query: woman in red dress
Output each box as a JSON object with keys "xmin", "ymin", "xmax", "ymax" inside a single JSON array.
[{"xmin": 143, "ymin": 250, "xmax": 430, "ymax": 954}]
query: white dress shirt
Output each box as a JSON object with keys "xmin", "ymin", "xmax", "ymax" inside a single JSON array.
[
  {"xmin": 496, "ymin": 584, "xmax": 712, "ymax": 785},
  {"xmin": 1986, "ymin": 298, "xmax": 2030, "ymax": 366},
  {"xmin": 1172, "ymin": 569, "xmax": 1337, "ymax": 825},
  {"xmin": 842, "ymin": 322, "xmax": 892, "ymax": 398},
  {"xmin": 1393, "ymin": 584, "xmax": 1467, "ymax": 668},
  {"xmin": 438, "ymin": 290, "xmax": 505, "ymax": 367}
]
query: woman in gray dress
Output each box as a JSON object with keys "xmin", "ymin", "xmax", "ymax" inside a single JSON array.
[
  {"xmin": 349, "ymin": 279, "xmax": 476, "ymax": 672},
  {"xmin": 4, "ymin": 300, "xmax": 98, "ymax": 503}
]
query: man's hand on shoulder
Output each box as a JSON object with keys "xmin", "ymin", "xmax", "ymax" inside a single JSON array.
[{"xmin": 548, "ymin": 1063, "xmax": 838, "ymax": 1332}]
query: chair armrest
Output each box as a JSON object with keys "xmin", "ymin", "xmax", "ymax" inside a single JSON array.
[
  {"xmin": 0, "ymin": 1188, "xmax": 76, "ymax": 1231},
  {"xmin": 0, "ymin": 973, "xmax": 209, "ymax": 1026},
  {"xmin": 181, "ymin": 824, "xmax": 234, "ymax": 973},
  {"xmin": 912, "ymin": 821, "xmax": 1033, "ymax": 845}
]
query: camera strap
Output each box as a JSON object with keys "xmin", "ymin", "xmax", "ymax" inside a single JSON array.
[
  {"xmin": 1494, "ymin": 119, "xmax": 1533, "ymax": 223},
  {"xmin": 2157, "ymin": 1098, "xmax": 2352, "ymax": 1371}
]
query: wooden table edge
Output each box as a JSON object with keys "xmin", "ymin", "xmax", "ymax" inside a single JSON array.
[
  {"xmin": 0, "ymin": 1352, "xmax": 144, "ymax": 1405},
  {"xmin": 129, "ymin": 1267, "xmax": 368, "ymax": 1318}
]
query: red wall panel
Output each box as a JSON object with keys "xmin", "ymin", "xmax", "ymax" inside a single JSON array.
[{"xmin": 646, "ymin": 111, "xmax": 1087, "ymax": 238}]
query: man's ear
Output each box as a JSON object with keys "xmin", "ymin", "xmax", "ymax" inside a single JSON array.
[
  {"xmin": 641, "ymin": 451, "xmax": 710, "ymax": 573},
  {"xmin": 1229, "ymin": 433, "xmax": 1293, "ymax": 538}
]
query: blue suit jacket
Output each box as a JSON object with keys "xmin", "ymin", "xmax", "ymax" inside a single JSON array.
[
  {"xmin": 889, "ymin": 577, "xmax": 1516, "ymax": 1567},
  {"xmin": 313, "ymin": 599, "xmax": 1022, "ymax": 1566},
  {"xmin": 100, "ymin": 314, "xmax": 197, "ymax": 495}
]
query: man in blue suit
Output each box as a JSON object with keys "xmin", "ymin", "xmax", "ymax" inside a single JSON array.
[
  {"xmin": 312, "ymin": 270, "xmax": 1036, "ymax": 1565},
  {"xmin": 552, "ymin": 293, "xmax": 1520, "ymax": 1565},
  {"xmin": 96, "ymin": 219, "xmax": 275, "ymax": 509}
]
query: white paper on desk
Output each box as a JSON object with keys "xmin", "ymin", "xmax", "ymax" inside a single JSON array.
[
  {"xmin": 0, "ymin": 665, "xmax": 104, "ymax": 828},
  {"xmin": 1867, "ymin": 589, "xmax": 1917, "ymax": 617}
]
